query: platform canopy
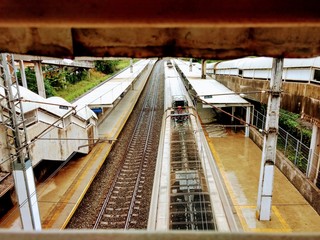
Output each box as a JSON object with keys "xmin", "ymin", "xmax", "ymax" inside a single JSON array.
[{"xmin": 189, "ymin": 79, "xmax": 251, "ymax": 108}]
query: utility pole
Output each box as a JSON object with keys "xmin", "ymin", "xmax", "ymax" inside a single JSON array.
[
  {"xmin": 256, "ymin": 58, "xmax": 283, "ymax": 221},
  {"xmin": 0, "ymin": 53, "xmax": 42, "ymax": 230}
]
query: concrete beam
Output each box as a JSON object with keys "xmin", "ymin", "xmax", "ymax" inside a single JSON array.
[
  {"xmin": 0, "ymin": 27, "xmax": 319, "ymax": 59},
  {"xmin": 13, "ymin": 54, "xmax": 61, "ymax": 61},
  {"xmin": 41, "ymin": 60, "xmax": 94, "ymax": 68}
]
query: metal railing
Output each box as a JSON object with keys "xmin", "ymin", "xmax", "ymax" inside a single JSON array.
[{"xmin": 251, "ymin": 109, "xmax": 319, "ymax": 181}]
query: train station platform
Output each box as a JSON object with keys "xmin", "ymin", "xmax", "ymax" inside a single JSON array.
[
  {"xmin": 174, "ymin": 59, "xmax": 253, "ymax": 137},
  {"xmin": 0, "ymin": 60, "xmax": 156, "ymax": 229},
  {"xmin": 204, "ymin": 129, "xmax": 320, "ymax": 232},
  {"xmin": 173, "ymin": 59, "xmax": 320, "ymax": 232}
]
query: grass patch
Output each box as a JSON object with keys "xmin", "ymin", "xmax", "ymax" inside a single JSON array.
[{"xmin": 115, "ymin": 59, "xmax": 131, "ymax": 70}]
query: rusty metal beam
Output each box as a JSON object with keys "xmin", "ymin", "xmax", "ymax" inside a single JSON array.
[
  {"xmin": 0, "ymin": 0, "xmax": 319, "ymax": 27},
  {"xmin": 0, "ymin": 1, "xmax": 319, "ymax": 58}
]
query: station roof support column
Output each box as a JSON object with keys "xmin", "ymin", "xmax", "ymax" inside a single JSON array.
[
  {"xmin": 130, "ymin": 58, "xmax": 133, "ymax": 73},
  {"xmin": 19, "ymin": 60, "xmax": 28, "ymax": 89},
  {"xmin": 201, "ymin": 59, "xmax": 206, "ymax": 79},
  {"xmin": 33, "ymin": 61, "xmax": 46, "ymax": 98},
  {"xmin": 0, "ymin": 53, "xmax": 42, "ymax": 230},
  {"xmin": 245, "ymin": 106, "xmax": 251, "ymax": 137},
  {"xmin": 307, "ymin": 124, "xmax": 320, "ymax": 185},
  {"xmin": 256, "ymin": 58, "xmax": 283, "ymax": 221}
]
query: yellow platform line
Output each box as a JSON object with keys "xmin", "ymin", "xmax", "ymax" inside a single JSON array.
[
  {"xmin": 273, "ymin": 206, "xmax": 292, "ymax": 232},
  {"xmin": 205, "ymin": 134, "xmax": 291, "ymax": 233},
  {"xmin": 41, "ymin": 141, "xmax": 109, "ymax": 229},
  {"xmin": 61, "ymin": 142, "xmax": 111, "ymax": 229}
]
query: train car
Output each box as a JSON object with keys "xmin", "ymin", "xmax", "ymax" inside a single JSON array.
[
  {"xmin": 167, "ymin": 60, "xmax": 173, "ymax": 68},
  {"xmin": 171, "ymin": 95, "xmax": 189, "ymax": 122},
  {"xmin": 149, "ymin": 60, "xmax": 235, "ymax": 231}
]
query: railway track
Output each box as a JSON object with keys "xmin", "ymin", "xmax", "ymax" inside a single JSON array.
[{"xmin": 93, "ymin": 61, "xmax": 161, "ymax": 229}]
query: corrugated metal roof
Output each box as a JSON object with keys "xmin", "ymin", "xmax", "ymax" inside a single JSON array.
[
  {"xmin": 73, "ymin": 59, "xmax": 150, "ymax": 109},
  {"xmin": 0, "ymin": 85, "xmax": 97, "ymax": 121},
  {"xmin": 174, "ymin": 59, "xmax": 250, "ymax": 107},
  {"xmin": 217, "ymin": 57, "xmax": 272, "ymax": 69},
  {"xmin": 284, "ymin": 57, "xmax": 320, "ymax": 68},
  {"xmin": 189, "ymin": 79, "xmax": 250, "ymax": 107},
  {"xmin": 216, "ymin": 56, "xmax": 320, "ymax": 70}
]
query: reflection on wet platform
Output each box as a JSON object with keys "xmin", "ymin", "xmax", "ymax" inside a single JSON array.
[{"xmin": 205, "ymin": 127, "xmax": 320, "ymax": 232}]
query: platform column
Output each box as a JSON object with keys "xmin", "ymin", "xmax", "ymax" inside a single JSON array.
[
  {"xmin": 256, "ymin": 58, "xmax": 283, "ymax": 221},
  {"xmin": 130, "ymin": 58, "xmax": 133, "ymax": 73},
  {"xmin": 1, "ymin": 53, "xmax": 42, "ymax": 230},
  {"xmin": 307, "ymin": 123, "xmax": 320, "ymax": 183},
  {"xmin": 13, "ymin": 160, "xmax": 42, "ymax": 230},
  {"xmin": 201, "ymin": 59, "xmax": 206, "ymax": 79},
  {"xmin": 19, "ymin": 60, "xmax": 28, "ymax": 88},
  {"xmin": 33, "ymin": 61, "xmax": 46, "ymax": 98},
  {"xmin": 245, "ymin": 106, "xmax": 251, "ymax": 137}
]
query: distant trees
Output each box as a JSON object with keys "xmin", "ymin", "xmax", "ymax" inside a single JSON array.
[
  {"xmin": 16, "ymin": 60, "xmax": 125, "ymax": 98},
  {"xmin": 17, "ymin": 67, "xmax": 55, "ymax": 97}
]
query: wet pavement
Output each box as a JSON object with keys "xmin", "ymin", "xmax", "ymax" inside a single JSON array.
[
  {"xmin": 206, "ymin": 128, "xmax": 320, "ymax": 232},
  {"xmin": 0, "ymin": 61, "xmax": 155, "ymax": 230}
]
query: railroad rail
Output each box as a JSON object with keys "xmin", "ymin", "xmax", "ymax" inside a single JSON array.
[{"xmin": 93, "ymin": 62, "xmax": 160, "ymax": 229}]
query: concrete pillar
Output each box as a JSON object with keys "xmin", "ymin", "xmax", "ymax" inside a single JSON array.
[
  {"xmin": 189, "ymin": 58, "xmax": 192, "ymax": 72},
  {"xmin": 201, "ymin": 59, "xmax": 206, "ymax": 79},
  {"xmin": 130, "ymin": 58, "xmax": 133, "ymax": 73},
  {"xmin": 13, "ymin": 160, "xmax": 42, "ymax": 230},
  {"xmin": 19, "ymin": 60, "xmax": 28, "ymax": 88},
  {"xmin": 231, "ymin": 106, "xmax": 235, "ymax": 122},
  {"xmin": 245, "ymin": 106, "xmax": 251, "ymax": 137},
  {"xmin": 1, "ymin": 54, "xmax": 42, "ymax": 230},
  {"xmin": 256, "ymin": 58, "xmax": 283, "ymax": 221},
  {"xmin": 307, "ymin": 124, "xmax": 320, "ymax": 182},
  {"xmin": 33, "ymin": 61, "xmax": 46, "ymax": 98},
  {"xmin": 0, "ymin": 67, "xmax": 3, "ymax": 86}
]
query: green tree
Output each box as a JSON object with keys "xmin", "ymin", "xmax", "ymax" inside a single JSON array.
[
  {"xmin": 17, "ymin": 67, "xmax": 55, "ymax": 97},
  {"xmin": 94, "ymin": 60, "xmax": 120, "ymax": 74}
]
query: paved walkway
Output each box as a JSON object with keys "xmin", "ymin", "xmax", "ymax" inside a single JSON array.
[{"xmin": 205, "ymin": 129, "xmax": 320, "ymax": 232}]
